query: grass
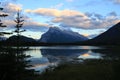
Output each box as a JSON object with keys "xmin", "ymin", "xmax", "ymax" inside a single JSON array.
[{"xmin": 37, "ymin": 59, "xmax": 120, "ymax": 80}]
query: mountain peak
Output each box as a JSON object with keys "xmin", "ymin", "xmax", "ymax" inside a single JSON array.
[
  {"xmin": 39, "ymin": 27, "xmax": 88, "ymax": 43},
  {"xmin": 49, "ymin": 27, "xmax": 61, "ymax": 30},
  {"xmin": 48, "ymin": 27, "xmax": 62, "ymax": 33}
]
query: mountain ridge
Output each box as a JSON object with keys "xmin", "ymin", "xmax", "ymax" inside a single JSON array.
[
  {"xmin": 39, "ymin": 27, "xmax": 88, "ymax": 43},
  {"xmin": 5, "ymin": 35, "xmax": 37, "ymax": 46},
  {"xmin": 86, "ymin": 22, "xmax": 120, "ymax": 45}
]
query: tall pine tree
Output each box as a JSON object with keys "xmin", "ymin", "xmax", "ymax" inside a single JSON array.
[
  {"xmin": 13, "ymin": 10, "xmax": 26, "ymax": 46},
  {"xmin": 0, "ymin": 3, "xmax": 38, "ymax": 80},
  {"xmin": 13, "ymin": 11, "xmax": 38, "ymax": 80},
  {"xmin": 14, "ymin": 10, "xmax": 26, "ymax": 36}
]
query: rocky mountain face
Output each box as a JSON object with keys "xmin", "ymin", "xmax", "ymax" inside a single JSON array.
[{"xmin": 39, "ymin": 27, "xmax": 88, "ymax": 43}]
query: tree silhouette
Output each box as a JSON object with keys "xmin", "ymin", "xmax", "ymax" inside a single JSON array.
[
  {"xmin": 0, "ymin": 2, "xmax": 12, "ymax": 36},
  {"xmin": 0, "ymin": 48, "xmax": 38, "ymax": 80},
  {"xmin": 12, "ymin": 11, "xmax": 38, "ymax": 80},
  {"xmin": 0, "ymin": 10, "xmax": 38, "ymax": 80},
  {"xmin": 14, "ymin": 10, "xmax": 26, "ymax": 36},
  {"xmin": 13, "ymin": 10, "xmax": 26, "ymax": 46}
]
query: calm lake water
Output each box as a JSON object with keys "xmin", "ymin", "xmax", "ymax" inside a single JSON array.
[
  {"xmin": 1, "ymin": 46, "xmax": 120, "ymax": 80},
  {"xmin": 22, "ymin": 46, "xmax": 120, "ymax": 72}
]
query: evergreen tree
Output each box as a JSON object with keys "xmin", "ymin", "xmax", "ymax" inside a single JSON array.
[
  {"xmin": 0, "ymin": 48, "xmax": 38, "ymax": 80},
  {"xmin": 13, "ymin": 11, "xmax": 38, "ymax": 80},
  {"xmin": 0, "ymin": 7, "xmax": 38, "ymax": 80},
  {"xmin": 13, "ymin": 10, "xmax": 26, "ymax": 46},
  {"xmin": 14, "ymin": 10, "xmax": 26, "ymax": 36}
]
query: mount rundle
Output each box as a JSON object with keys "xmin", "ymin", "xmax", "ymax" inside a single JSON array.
[{"xmin": 39, "ymin": 27, "xmax": 88, "ymax": 43}]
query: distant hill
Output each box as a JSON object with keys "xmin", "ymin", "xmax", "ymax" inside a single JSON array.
[
  {"xmin": 87, "ymin": 22, "xmax": 120, "ymax": 45},
  {"xmin": 6, "ymin": 35, "xmax": 37, "ymax": 46},
  {"xmin": 39, "ymin": 27, "xmax": 88, "ymax": 44}
]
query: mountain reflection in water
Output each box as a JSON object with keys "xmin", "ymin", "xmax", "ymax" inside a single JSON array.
[
  {"xmin": 23, "ymin": 46, "xmax": 104, "ymax": 72},
  {"xmin": 1, "ymin": 46, "xmax": 119, "ymax": 74},
  {"xmin": 78, "ymin": 50, "xmax": 102, "ymax": 59}
]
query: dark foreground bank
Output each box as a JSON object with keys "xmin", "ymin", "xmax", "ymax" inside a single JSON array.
[{"xmin": 37, "ymin": 59, "xmax": 120, "ymax": 80}]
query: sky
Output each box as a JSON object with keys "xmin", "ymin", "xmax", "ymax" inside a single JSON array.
[{"xmin": 0, "ymin": 0, "xmax": 120, "ymax": 39}]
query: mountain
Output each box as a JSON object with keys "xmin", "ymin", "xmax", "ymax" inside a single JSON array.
[
  {"xmin": 39, "ymin": 27, "xmax": 88, "ymax": 43},
  {"xmin": 88, "ymin": 22, "xmax": 120, "ymax": 45},
  {"xmin": 6, "ymin": 35, "xmax": 37, "ymax": 45}
]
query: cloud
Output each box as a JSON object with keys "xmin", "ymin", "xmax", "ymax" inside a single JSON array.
[
  {"xmin": 2, "ymin": 19, "xmax": 50, "ymax": 32},
  {"xmin": 0, "ymin": 2, "xmax": 50, "ymax": 32},
  {"xmin": 0, "ymin": 2, "xmax": 22, "ymax": 20},
  {"xmin": 108, "ymin": 12, "xmax": 117, "ymax": 17},
  {"xmin": 52, "ymin": 16, "xmax": 91, "ymax": 29},
  {"xmin": 83, "ymin": 34, "xmax": 98, "ymax": 39},
  {"xmin": 23, "ymin": 21, "xmax": 50, "ymax": 32},
  {"xmin": 2, "ymin": 2, "xmax": 120, "ymax": 33},
  {"xmin": 0, "ymin": 2, "xmax": 22, "ymax": 29},
  {"xmin": 25, "ymin": 8, "xmax": 87, "ymax": 18},
  {"xmin": 108, "ymin": 0, "xmax": 120, "ymax": 4},
  {"xmin": 114, "ymin": 0, "xmax": 120, "ymax": 3},
  {"xmin": 53, "ymin": 12, "xmax": 120, "ymax": 29},
  {"xmin": 4, "ymin": 3, "xmax": 22, "ymax": 13},
  {"xmin": 25, "ymin": 8, "xmax": 120, "ymax": 29},
  {"xmin": 0, "ymin": 2, "xmax": 21, "ymax": 14}
]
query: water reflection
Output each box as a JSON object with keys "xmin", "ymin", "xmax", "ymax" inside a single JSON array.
[
  {"xmin": 78, "ymin": 50, "xmax": 103, "ymax": 59},
  {"xmin": 22, "ymin": 46, "xmax": 104, "ymax": 71},
  {"xmin": 1, "ymin": 46, "xmax": 120, "ymax": 79},
  {"xmin": 24, "ymin": 49, "xmax": 43, "ymax": 58},
  {"xmin": 29, "ymin": 46, "xmax": 102, "ymax": 50},
  {"xmin": 41, "ymin": 49, "xmax": 88, "ymax": 57}
]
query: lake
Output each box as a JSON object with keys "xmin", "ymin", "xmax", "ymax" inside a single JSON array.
[
  {"xmin": 0, "ymin": 45, "xmax": 120, "ymax": 80},
  {"xmin": 22, "ymin": 46, "xmax": 120, "ymax": 73}
]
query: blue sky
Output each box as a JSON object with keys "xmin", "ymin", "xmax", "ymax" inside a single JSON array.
[
  {"xmin": 17, "ymin": 0, "xmax": 120, "ymax": 15},
  {"xmin": 1, "ymin": 0, "xmax": 120, "ymax": 39}
]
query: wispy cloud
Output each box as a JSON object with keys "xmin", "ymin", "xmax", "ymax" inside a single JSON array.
[
  {"xmin": 66, "ymin": 0, "xmax": 74, "ymax": 2},
  {"xmin": 108, "ymin": 0, "xmax": 120, "ymax": 4},
  {"xmin": 2, "ymin": 19, "xmax": 50, "ymax": 32},
  {"xmin": 6, "ymin": 3, "xmax": 22, "ymax": 11},
  {"xmin": 0, "ymin": 2, "xmax": 22, "ymax": 29},
  {"xmin": 2, "ymin": 2, "xmax": 22, "ymax": 19},
  {"xmin": 23, "ymin": 21, "xmax": 50, "ymax": 32},
  {"xmin": 0, "ymin": 2, "xmax": 50, "ymax": 33},
  {"xmin": 25, "ymin": 8, "xmax": 87, "ymax": 18}
]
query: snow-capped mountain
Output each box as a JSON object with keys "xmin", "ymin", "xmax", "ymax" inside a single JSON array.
[{"xmin": 39, "ymin": 27, "xmax": 88, "ymax": 43}]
